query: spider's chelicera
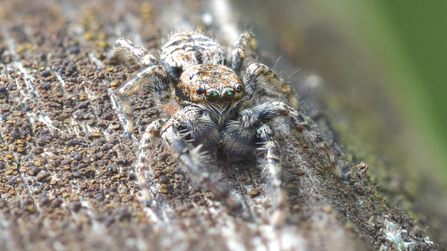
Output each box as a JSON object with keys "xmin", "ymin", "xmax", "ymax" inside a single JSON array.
[{"xmin": 114, "ymin": 31, "xmax": 336, "ymax": 213}]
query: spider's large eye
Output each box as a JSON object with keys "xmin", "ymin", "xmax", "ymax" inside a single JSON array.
[
  {"xmin": 222, "ymin": 89, "xmax": 234, "ymax": 101},
  {"xmin": 206, "ymin": 89, "xmax": 219, "ymax": 102}
]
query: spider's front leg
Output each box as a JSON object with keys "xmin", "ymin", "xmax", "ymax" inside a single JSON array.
[
  {"xmin": 243, "ymin": 63, "xmax": 335, "ymax": 167},
  {"xmin": 223, "ymin": 120, "xmax": 286, "ymax": 223},
  {"xmin": 256, "ymin": 124, "xmax": 288, "ymax": 224},
  {"xmin": 115, "ymin": 38, "xmax": 172, "ymax": 135},
  {"xmin": 160, "ymin": 107, "xmax": 243, "ymax": 212},
  {"xmin": 136, "ymin": 118, "xmax": 167, "ymax": 206},
  {"xmin": 231, "ymin": 32, "xmax": 254, "ymax": 73},
  {"xmin": 117, "ymin": 65, "xmax": 170, "ymax": 134},
  {"xmin": 115, "ymin": 38, "xmax": 157, "ymax": 66},
  {"xmin": 244, "ymin": 63, "xmax": 298, "ymax": 108},
  {"xmin": 256, "ymin": 124, "xmax": 283, "ymax": 201},
  {"xmin": 241, "ymin": 102, "xmax": 336, "ymax": 168}
]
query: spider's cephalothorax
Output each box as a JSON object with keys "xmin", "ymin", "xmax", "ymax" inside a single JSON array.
[
  {"xmin": 115, "ymin": 31, "xmax": 336, "ymax": 219},
  {"xmin": 177, "ymin": 64, "xmax": 244, "ymax": 121}
]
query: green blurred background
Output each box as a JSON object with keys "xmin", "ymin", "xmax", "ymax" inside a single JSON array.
[
  {"xmin": 321, "ymin": 0, "xmax": 447, "ymax": 181},
  {"xmin": 376, "ymin": 1, "xmax": 447, "ymax": 178},
  {"xmin": 233, "ymin": 0, "xmax": 447, "ymax": 245}
]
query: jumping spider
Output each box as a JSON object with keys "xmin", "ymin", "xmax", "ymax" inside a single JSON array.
[{"xmin": 114, "ymin": 31, "xmax": 336, "ymax": 214}]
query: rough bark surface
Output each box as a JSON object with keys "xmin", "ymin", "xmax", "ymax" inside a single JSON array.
[{"xmin": 0, "ymin": 0, "xmax": 437, "ymax": 250}]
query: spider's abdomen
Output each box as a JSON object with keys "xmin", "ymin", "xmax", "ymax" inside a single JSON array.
[{"xmin": 160, "ymin": 31, "xmax": 226, "ymax": 71}]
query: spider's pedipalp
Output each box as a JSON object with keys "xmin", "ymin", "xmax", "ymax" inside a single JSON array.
[
  {"xmin": 231, "ymin": 32, "xmax": 254, "ymax": 73},
  {"xmin": 115, "ymin": 38, "xmax": 157, "ymax": 66},
  {"xmin": 161, "ymin": 121, "xmax": 243, "ymax": 212},
  {"xmin": 174, "ymin": 106, "xmax": 221, "ymax": 149}
]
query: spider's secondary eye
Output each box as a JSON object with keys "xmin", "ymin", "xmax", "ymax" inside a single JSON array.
[
  {"xmin": 206, "ymin": 89, "xmax": 219, "ymax": 102},
  {"xmin": 234, "ymin": 85, "xmax": 243, "ymax": 92},
  {"xmin": 196, "ymin": 87, "xmax": 205, "ymax": 94},
  {"xmin": 222, "ymin": 89, "xmax": 234, "ymax": 101}
]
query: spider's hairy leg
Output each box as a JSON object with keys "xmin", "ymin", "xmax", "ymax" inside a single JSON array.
[
  {"xmin": 222, "ymin": 120, "xmax": 286, "ymax": 224},
  {"xmin": 240, "ymin": 102, "xmax": 337, "ymax": 168},
  {"xmin": 136, "ymin": 119, "xmax": 167, "ymax": 206},
  {"xmin": 161, "ymin": 121, "xmax": 243, "ymax": 212},
  {"xmin": 287, "ymin": 105, "xmax": 336, "ymax": 168},
  {"xmin": 115, "ymin": 38, "xmax": 157, "ymax": 66},
  {"xmin": 231, "ymin": 32, "xmax": 254, "ymax": 73},
  {"xmin": 244, "ymin": 63, "xmax": 298, "ymax": 108},
  {"xmin": 118, "ymin": 66, "xmax": 169, "ymax": 134},
  {"xmin": 256, "ymin": 124, "xmax": 286, "ymax": 225}
]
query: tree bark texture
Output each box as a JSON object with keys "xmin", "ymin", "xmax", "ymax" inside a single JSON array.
[{"xmin": 0, "ymin": 0, "xmax": 437, "ymax": 250}]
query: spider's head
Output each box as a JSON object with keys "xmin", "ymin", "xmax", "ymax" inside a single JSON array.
[{"xmin": 176, "ymin": 64, "xmax": 244, "ymax": 113}]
